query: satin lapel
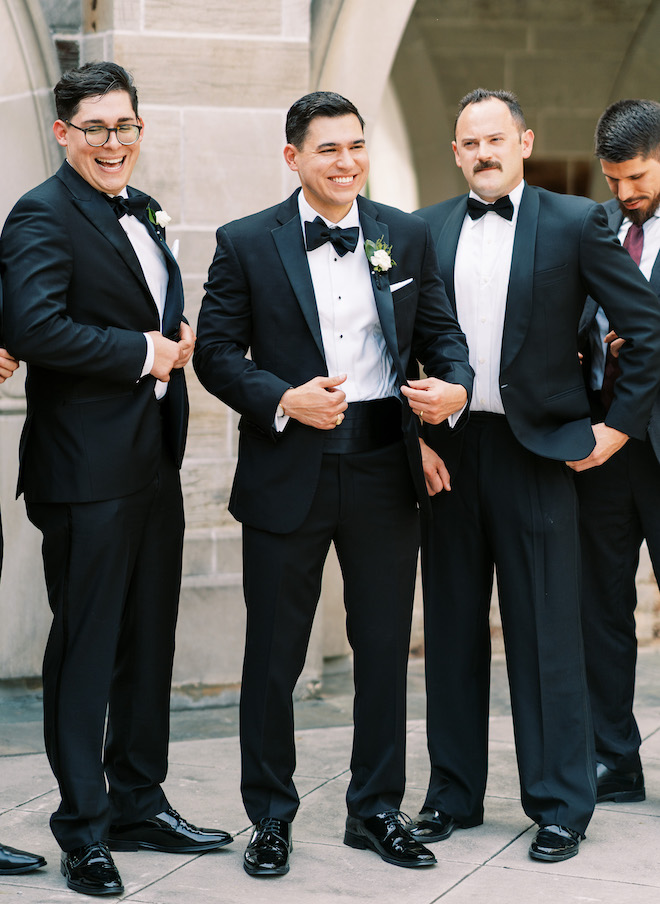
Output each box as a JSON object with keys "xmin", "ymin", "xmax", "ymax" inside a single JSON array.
[
  {"xmin": 359, "ymin": 209, "xmax": 408, "ymax": 384},
  {"xmin": 132, "ymin": 190, "xmax": 184, "ymax": 336},
  {"xmin": 57, "ymin": 164, "xmax": 151, "ymax": 298},
  {"xmin": 435, "ymin": 200, "xmax": 466, "ymax": 313},
  {"xmin": 500, "ymin": 186, "xmax": 539, "ymax": 372},
  {"xmin": 272, "ymin": 211, "xmax": 326, "ymax": 362}
]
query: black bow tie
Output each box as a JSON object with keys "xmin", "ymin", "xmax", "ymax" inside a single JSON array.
[
  {"xmin": 466, "ymin": 196, "xmax": 514, "ymax": 221},
  {"xmin": 105, "ymin": 193, "xmax": 150, "ymax": 220},
  {"xmin": 304, "ymin": 217, "xmax": 359, "ymax": 257}
]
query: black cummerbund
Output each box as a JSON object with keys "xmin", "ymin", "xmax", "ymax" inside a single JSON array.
[{"xmin": 322, "ymin": 396, "xmax": 402, "ymax": 454}]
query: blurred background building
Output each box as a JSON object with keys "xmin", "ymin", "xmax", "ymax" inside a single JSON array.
[{"xmin": 1, "ymin": 0, "xmax": 659, "ymax": 695}]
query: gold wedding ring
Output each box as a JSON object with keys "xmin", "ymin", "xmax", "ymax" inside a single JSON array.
[
  {"xmin": 336, "ymin": 414, "xmax": 344, "ymax": 426},
  {"xmin": 419, "ymin": 410, "xmax": 424, "ymax": 423}
]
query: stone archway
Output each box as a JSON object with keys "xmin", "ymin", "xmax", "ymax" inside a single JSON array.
[{"xmin": 0, "ymin": 0, "xmax": 61, "ymax": 678}]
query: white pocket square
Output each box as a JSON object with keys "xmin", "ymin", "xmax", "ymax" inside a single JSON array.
[{"xmin": 390, "ymin": 278, "xmax": 414, "ymax": 292}]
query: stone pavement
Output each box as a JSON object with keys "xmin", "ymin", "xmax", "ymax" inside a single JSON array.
[{"xmin": 0, "ymin": 652, "xmax": 658, "ymax": 903}]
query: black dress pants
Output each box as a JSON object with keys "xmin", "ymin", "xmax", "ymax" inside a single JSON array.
[
  {"xmin": 421, "ymin": 415, "xmax": 596, "ymax": 833},
  {"xmin": 27, "ymin": 447, "xmax": 184, "ymax": 851},
  {"xmin": 240, "ymin": 440, "xmax": 419, "ymax": 824},
  {"xmin": 575, "ymin": 436, "xmax": 660, "ymax": 773}
]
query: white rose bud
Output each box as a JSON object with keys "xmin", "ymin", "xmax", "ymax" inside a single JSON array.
[
  {"xmin": 371, "ymin": 249, "xmax": 392, "ymax": 270},
  {"xmin": 155, "ymin": 210, "xmax": 172, "ymax": 228}
]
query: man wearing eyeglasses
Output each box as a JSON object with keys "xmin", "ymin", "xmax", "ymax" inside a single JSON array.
[{"xmin": 0, "ymin": 61, "xmax": 232, "ymax": 896}]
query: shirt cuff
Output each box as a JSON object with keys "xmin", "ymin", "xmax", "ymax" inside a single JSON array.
[
  {"xmin": 142, "ymin": 332, "xmax": 154, "ymax": 378},
  {"xmin": 448, "ymin": 400, "xmax": 468, "ymax": 429}
]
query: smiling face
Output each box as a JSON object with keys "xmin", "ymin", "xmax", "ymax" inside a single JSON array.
[
  {"xmin": 452, "ymin": 98, "xmax": 534, "ymax": 202},
  {"xmin": 600, "ymin": 154, "xmax": 660, "ymax": 225},
  {"xmin": 283, "ymin": 113, "xmax": 369, "ymax": 221},
  {"xmin": 53, "ymin": 90, "xmax": 143, "ymax": 195}
]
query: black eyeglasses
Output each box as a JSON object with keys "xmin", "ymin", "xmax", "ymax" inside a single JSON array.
[{"xmin": 65, "ymin": 121, "xmax": 143, "ymax": 147}]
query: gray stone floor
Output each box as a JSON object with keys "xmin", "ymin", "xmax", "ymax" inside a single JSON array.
[{"xmin": 0, "ymin": 652, "xmax": 658, "ymax": 902}]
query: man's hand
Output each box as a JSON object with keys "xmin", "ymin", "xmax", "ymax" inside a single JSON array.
[
  {"xmin": 566, "ymin": 423, "xmax": 628, "ymax": 472},
  {"xmin": 605, "ymin": 329, "xmax": 626, "ymax": 358},
  {"xmin": 147, "ymin": 331, "xmax": 181, "ymax": 382},
  {"xmin": 419, "ymin": 438, "xmax": 451, "ymax": 496},
  {"xmin": 401, "ymin": 377, "xmax": 467, "ymax": 424},
  {"xmin": 280, "ymin": 374, "xmax": 348, "ymax": 430},
  {"xmin": 173, "ymin": 322, "xmax": 196, "ymax": 369},
  {"xmin": 0, "ymin": 348, "xmax": 19, "ymax": 384}
]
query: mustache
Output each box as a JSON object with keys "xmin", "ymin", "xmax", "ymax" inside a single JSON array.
[{"xmin": 473, "ymin": 161, "xmax": 502, "ymax": 174}]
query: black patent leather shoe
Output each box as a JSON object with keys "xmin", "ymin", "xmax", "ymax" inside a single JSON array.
[
  {"xmin": 596, "ymin": 762, "xmax": 645, "ymax": 803},
  {"xmin": 344, "ymin": 810, "xmax": 436, "ymax": 868},
  {"xmin": 409, "ymin": 808, "xmax": 458, "ymax": 842},
  {"xmin": 107, "ymin": 806, "xmax": 232, "ymax": 853},
  {"xmin": 529, "ymin": 824, "xmax": 582, "ymax": 862},
  {"xmin": 243, "ymin": 818, "xmax": 292, "ymax": 876},
  {"xmin": 61, "ymin": 842, "xmax": 123, "ymax": 896},
  {"xmin": 0, "ymin": 842, "xmax": 46, "ymax": 875}
]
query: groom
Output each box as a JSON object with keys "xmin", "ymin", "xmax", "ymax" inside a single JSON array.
[{"xmin": 194, "ymin": 91, "xmax": 473, "ymax": 877}]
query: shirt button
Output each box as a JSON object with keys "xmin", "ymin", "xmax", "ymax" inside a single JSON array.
[{"xmin": 478, "ymin": 358, "xmax": 486, "ymax": 364}]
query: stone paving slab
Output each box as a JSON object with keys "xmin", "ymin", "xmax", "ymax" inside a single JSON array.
[{"xmin": 0, "ymin": 651, "xmax": 658, "ymax": 901}]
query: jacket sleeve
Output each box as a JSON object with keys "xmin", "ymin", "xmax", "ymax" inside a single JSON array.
[
  {"xmin": 193, "ymin": 225, "xmax": 291, "ymax": 432},
  {"xmin": 0, "ymin": 194, "xmax": 147, "ymax": 382}
]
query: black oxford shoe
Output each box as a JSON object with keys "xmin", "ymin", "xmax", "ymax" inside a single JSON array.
[
  {"xmin": 243, "ymin": 818, "xmax": 292, "ymax": 877},
  {"xmin": 61, "ymin": 842, "xmax": 123, "ymax": 896},
  {"xmin": 596, "ymin": 762, "xmax": 645, "ymax": 803},
  {"xmin": 529, "ymin": 824, "xmax": 582, "ymax": 862},
  {"xmin": 410, "ymin": 808, "xmax": 458, "ymax": 842},
  {"xmin": 107, "ymin": 806, "xmax": 232, "ymax": 853},
  {"xmin": 0, "ymin": 842, "xmax": 46, "ymax": 875},
  {"xmin": 344, "ymin": 810, "xmax": 437, "ymax": 868}
]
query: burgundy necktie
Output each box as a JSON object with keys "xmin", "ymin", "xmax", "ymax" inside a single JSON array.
[{"xmin": 602, "ymin": 224, "xmax": 644, "ymax": 410}]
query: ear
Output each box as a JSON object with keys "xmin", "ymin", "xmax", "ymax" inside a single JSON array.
[
  {"xmin": 522, "ymin": 129, "xmax": 534, "ymax": 160},
  {"xmin": 137, "ymin": 116, "xmax": 145, "ymax": 143},
  {"xmin": 53, "ymin": 120, "xmax": 68, "ymax": 148},
  {"xmin": 452, "ymin": 140, "xmax": 462, "ymax": 169},
  {"xmin": 283, "ymin": 143, "xmax": 299, "ymax": 173}
]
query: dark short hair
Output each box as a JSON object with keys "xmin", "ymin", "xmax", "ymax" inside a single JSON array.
[
  {"xmin": 595, "ymin": 99, "xmax": 660, "ymax": 162},
  {"xmin": 54, "ymin": 61, "xmax": 139, "ymax": 121},
  {"xmin": 285, "ymin": 91, "xmax": 365, "ymax": 148},
  {"xmin": 454, "ymin": 88, "xmax": 526, "ymax": 135}
]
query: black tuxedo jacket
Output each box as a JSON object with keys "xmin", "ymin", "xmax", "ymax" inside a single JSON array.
[
  {"xmin": 0, "ymin": 161, "xmax": 188, "ymax": 504},
  {"xmin": 578, "ymin": 197, "xmax": 660, "ymax": 462},
  {"xmin": 417, "ymin": 185, "xmax": 660, "ymax": 465},
  {"xmin": 194, "ymin": 189, "xmax": 473, "ymax": 533}
]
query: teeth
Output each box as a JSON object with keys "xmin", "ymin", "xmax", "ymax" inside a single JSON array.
[{"xmin": 331, "ymin": 176, "xmax": 354, "ymax": 184}]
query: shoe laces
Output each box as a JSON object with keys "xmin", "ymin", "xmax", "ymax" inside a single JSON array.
[
  {"xmin": 377, "ymin": 809, "xmax": 413, "ymax": 831},
  {"xmin": 254, "ymin": 818, "xmax": 288, "ymax": 844},
  {"xmin": 164, "ymin": 807, "xmax": 195, "ymax": 832}
]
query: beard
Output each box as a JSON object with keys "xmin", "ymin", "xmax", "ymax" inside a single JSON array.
[{"xmin": 618, "ymin": 190, "xmax": 660, "ymax": 225}]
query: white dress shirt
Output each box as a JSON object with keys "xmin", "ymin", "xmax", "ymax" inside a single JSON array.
[
  {"xmin": 275, "ymin": 194, "xmax": 397, "ymax": 430},
  {"xmin": 589, "ymin": 208, "xmax": 660, "ymax": 389},
  {"xmin": 110, "ymin": 188, "xmax": 169, "ymax": 398},
  {"xmin": 454, "ymin": 180, "xmax": 525, "ymax": 413}
]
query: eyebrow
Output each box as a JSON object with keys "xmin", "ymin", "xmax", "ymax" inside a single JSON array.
[
  {"xmin": 460, "ymin": 131, "xmax": 505, "ymax": 143},
  {"xmin": 315, "ymin": 138, "xmax": 366, "ymax": 149},
  {"xmin": 76, "ymin": 116, "xmax": 136, "ymax": 125}
]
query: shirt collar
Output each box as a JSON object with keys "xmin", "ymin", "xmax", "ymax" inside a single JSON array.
[{"xmin": 298, "ymin": 192, "xmax": 360, "ymax": 230}]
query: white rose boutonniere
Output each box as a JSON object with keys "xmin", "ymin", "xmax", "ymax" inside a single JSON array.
[
  {"xmin": 365, "ymin": 236, "xmax": 396, "ymax": 288},
  {"xmin": 147, "ymin": 207, "xmax": 171, "ymax": 238}
]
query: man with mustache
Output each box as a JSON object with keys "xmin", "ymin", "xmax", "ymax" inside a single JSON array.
[
  {"xmin": 576, "ymin": 98, "xmax": 660, "ymax": 807},
  {"xmin": 407, "ymin": 88, "xmax": 660, "ymax": 862}
]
